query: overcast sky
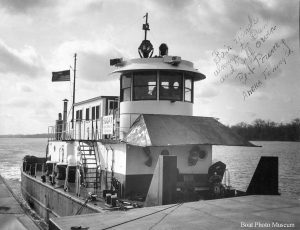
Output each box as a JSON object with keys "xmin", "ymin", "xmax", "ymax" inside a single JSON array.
[{"xmin": 0, "ymin": 0, "xmax": 299, "ymax": 134}]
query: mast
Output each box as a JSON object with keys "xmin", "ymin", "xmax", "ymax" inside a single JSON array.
[
  {"xmin": 138, "ymin": 13, "xmax": 153, "ymax": 58},
  {"xmin": 143, "ymin": 12, "xmax": 149, "ymax": 40},
  {"xmin": 72, "ymin": 53, "xmax": 77, "ymax": 129}
]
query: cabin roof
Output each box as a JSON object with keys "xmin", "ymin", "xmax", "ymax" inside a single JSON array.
[
  {"xmin": 111, "ymin": 57, "xmax": 206, "ymax": 81},
  {"xmin": 74, "ymin": 96, "xmax": 118, "ymax": 107},
  {"xmin": 124, "ymin": 114, "xmax": 257, "ymax": 147}
]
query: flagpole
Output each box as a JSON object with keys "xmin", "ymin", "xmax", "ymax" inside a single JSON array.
[{"xmin": 72, "ymin": 53, "xmax": 77, "ymax": 129}]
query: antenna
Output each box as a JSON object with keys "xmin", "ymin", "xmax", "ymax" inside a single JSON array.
[
  {"xmin": 71, "ymin": 53, "xmax": 77, "ymax": 129},
  {"xmin": 138, "ymin": 13, "xmax": 153, "ymax": 58},
  {"xmin": 143, "ymin": 13, "xmax": 150, "ymax": 40}
]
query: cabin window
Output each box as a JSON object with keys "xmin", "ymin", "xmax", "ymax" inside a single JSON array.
[
  {"xmin": 92, "ymin": 107, "xmax": 95, "ymax": 120},
  {"xmin": 109, "ymin": 100, "xmax": 118, "ymax": 110},
  {"xmin": 108, "ymin": 100, "xmax": 118, "ymax": 115},
  {"xmin": 184, "ymin": 75, "xmax": 193, "ymax": 102},
  {"xmin": 96, "ymin": 105, "xmax": 100, "ymax": 119},
  {"xmin": 133, "ymin": 71, "xmax": 157, "ymax": 100},
  {"xmin": 86, "ymin": 108, "xmax": 90, "ymax": 121},
  {"xmin": 159, "ymin": 71, "xmax": 183, "ymax": 101},
  {"xmin": 121, "ymin": 74, "xmax": 131, "ymax": 102},
  {"xmin": 76, "ymin": 109, "xmax": 82, "ymax": 121},
  {"xmin": 91, "ymin": 106, "xmax": 100, "ymax": 120}
]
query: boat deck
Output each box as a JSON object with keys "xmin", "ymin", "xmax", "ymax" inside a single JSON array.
[
  {"xmin": 25, "ymin": 170, "xmax": 142, "ymax": 212},
  {"xmin": 0, "ymin": 175, "xmax": 40, "ymax": 230},
  {"xmin": 49, "ymin": 195, "xmax": 299, "ymax": 230}
]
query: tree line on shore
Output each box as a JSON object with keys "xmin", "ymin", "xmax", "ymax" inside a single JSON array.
[
  {"xmin": 230, "ymin": 118, "xmax": 300, "ymax": 141},
  {"xmin": 1, "ymin": 118, "xmax": 299, "ymax": 142}
]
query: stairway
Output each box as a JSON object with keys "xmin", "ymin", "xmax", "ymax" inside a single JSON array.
[{"xmin": 79, "ymin": 141, "xmax": 101, "ymax": 194}]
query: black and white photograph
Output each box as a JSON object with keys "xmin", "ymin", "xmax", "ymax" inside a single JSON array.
[{"xmin": 0, "ymin": 0, "xmax": 299, "ymax": 229}]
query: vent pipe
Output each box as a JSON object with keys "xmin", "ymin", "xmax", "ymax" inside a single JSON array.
[
  {"xmin": 55, "ymin": 113, "xmax": 63, "ymax": 140},
  {"xmin": 62, "ymin": 99, "xmax": 68, "ymax": 139}
]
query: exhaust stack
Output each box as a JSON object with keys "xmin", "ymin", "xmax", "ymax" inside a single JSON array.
[{"xmin": 62, "ymin": 99, "xmax": 68, "ymax": 139}]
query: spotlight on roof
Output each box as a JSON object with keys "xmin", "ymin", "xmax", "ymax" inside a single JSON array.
[
  {"xmin": 138, "ymin": 40, "xmax": 154, "ymax": 58},
  {"xmin": 159, "ymin": 43, "xmax": 168, "ymax": 56}
]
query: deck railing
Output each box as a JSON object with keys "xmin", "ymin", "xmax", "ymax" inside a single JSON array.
[{"xmin": 48, "ymin": 118, "xmax": 120, "ymax": 141}]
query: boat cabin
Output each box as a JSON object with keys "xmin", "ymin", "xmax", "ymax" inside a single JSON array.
[{"xmin": 73, "ymin": 96, "xmax": 119, "ymax": 140}]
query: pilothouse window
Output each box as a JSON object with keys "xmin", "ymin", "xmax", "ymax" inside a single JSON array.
[
  {"xmin": 133, "ymin": 71, "xmax": 157, "ymax": 100},
  {"xmin": 121, "ymin": 74, "xmax": 131, "ymax": 102},
  {"xmin": 159, "ymin": 71, "xmax": 183, "ymax": 101},
  {"xmin": 120, "ymin": 71, "xmax": 193, "ymax": 102},
  {"xmin": 184, "ymin": 75, "xmax": 193, "ymax": 102}
]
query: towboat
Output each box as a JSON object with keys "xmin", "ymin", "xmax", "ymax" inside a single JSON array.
[{"xmin": 21, "ymin": 14, "xmax": 276, "ymax": 224}]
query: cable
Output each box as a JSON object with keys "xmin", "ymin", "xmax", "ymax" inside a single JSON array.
[
  {"xmin": 75, "ymin": 196, "xmax": 90, "ymax": 215},
  {"xmin": 101, "ymin": 203, "xmax": 182, "ymax": 230},
  {"xmin": 148, "ymin": 203, "xmax": 183, "ymax": 230}
]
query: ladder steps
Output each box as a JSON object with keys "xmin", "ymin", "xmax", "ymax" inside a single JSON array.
[{"xmin": 79, "ymin": 140, "xmax": 102, "ymax": 191}]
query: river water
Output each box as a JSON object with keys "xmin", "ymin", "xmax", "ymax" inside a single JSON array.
[{"xmin": 0, "ymin": 138, "xmax": 299, "ymax": 200}]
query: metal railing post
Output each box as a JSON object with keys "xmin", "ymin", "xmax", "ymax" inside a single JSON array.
[{"xmin": 34, "ymin": 163, "xmax": 37, "ymax": 177}]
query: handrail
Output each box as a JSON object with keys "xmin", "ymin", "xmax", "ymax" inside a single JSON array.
[
  {"xmin": 48, "ymin": 117, "xmax": 120, "ymax": 141},
  {"xmin": 23, "ymin": 162, "xmax": 46, "ymax": 177}
]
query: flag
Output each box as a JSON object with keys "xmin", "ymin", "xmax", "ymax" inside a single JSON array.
[{"xmin": 52, "ymin": 70, "xmax": 70, "ymax": 82}]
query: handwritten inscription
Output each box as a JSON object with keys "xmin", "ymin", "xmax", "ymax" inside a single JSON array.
[{"xmin": 212, "ymin": 15, "xmax": 293, "ymax": 100}]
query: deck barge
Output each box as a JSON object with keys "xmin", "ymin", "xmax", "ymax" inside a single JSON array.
[{"xmin": 50, "ymin": 195, "xmax": 299, "ymax": 230}]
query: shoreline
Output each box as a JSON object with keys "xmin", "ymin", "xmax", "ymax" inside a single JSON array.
[{"xmin": 1, "ymin": 136, "xmax": 299, "ymax": 143}]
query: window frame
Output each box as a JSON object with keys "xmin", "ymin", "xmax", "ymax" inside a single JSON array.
[
  {"xmin": 92, "ymin": 106, "xmax": 95, "ymax": 120},
  {"xmin": 119, "ymin": 71, "xmax": 194, "ymax": 103},
  {"xmin": 86, "ymin": 108, "xmax": 90, "ymax": 121},
  {"xmin": 184, "ymin": 74, "xmax": 194, "ymax": 103},
  {"xmin": 120, "ymin": 74, "xmax": 132, "ymax": 102},
  {"xmin": 159, "ymin": 71, "xmax": 183, "ymax": 102},
  {"xmin": 132, "ymin": 71, "xmax": 157, "ymax": 101},
  {"xmin": 96, "ymin": 105, "xmax": 100, "ymax": 119},
  {"xmin": 76, "ymin": 109, "xmax": 82, "ymax": 121}
]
